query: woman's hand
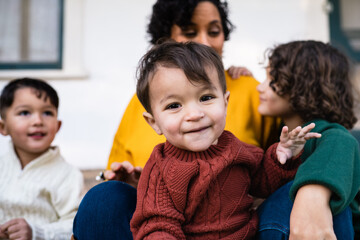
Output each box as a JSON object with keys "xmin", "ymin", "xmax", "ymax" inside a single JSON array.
[
  {"xmin": 104, "ymin": 161, "xmax": 142, "ymax": 188},
  {"xmin": 290, "ymin": 184, "xmax": 336, "ymax": 240},
  {"xmin": 227, "ymin": 65, "xmax": 253, "ymax": 79}
]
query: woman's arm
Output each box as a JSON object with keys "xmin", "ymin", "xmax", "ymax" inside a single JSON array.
[{"xmin": 290, "ymin": 184, "xmax": 336, "ymax": 240}]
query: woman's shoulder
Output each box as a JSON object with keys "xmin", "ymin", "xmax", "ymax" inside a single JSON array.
[
  {"xmin": 225, "ymin": 71, "xmax": 259, "ymax": 86},
  {"xmin": 225, "ymin": 71, "xmax": 260, "ymax": 89}
]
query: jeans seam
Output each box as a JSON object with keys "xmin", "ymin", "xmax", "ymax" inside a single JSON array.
[{"xmin": 258, "ymin": 223, "xmax": 290, "ymax": 235}]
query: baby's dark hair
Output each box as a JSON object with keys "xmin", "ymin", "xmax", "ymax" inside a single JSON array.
[
  {"xmin": 268, "ymin": 40, "xmax": 357, "ymax": 129},
  {"xmin": 147, "ymin": 0, "xmax": 234, "ymax": 44},
  {"xmin": 0, "ymin": 78, "xmax": 59, "ymax": 119},
  {"xmin": 136, "ymin": 41, "xmax": 226, "ymax": 113}
]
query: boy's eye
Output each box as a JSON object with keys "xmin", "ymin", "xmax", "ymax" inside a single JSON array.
[
  {"xmin": 18, "ymin": 110, "xmax": 30, "ymax": 116},
  {"xmin": 166, "ymin": 103, "xmax": 181, "ymax": 110},
  {"xmin": 200, "ymin": 95, "xmax": 214, "ymax": 102},
  {"xmin": 43, "ymin": 111, "xmax": 55, "ymax": 116}
]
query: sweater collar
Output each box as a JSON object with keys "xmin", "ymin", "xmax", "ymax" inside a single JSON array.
[{"xmin": 7, "ymin": 141, "xmax": 60, "ymax": 171}]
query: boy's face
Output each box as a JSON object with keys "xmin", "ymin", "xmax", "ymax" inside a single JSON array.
[
  {"xmin": 0, "ymin": 87, "xmax": 61, "ymax": 160},
  {"xmin": 256, "ymin": 67, "xmax": 292, "ymax": 117},
  {"xmin": 143, "ymin": 66, "xmax": 229, "ymax": 152}
]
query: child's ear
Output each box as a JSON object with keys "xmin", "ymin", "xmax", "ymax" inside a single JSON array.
[
  {"xmin": 57, "ymin": 120, "xmax": 62, "ymax": 133},
  {"xmin": 0, "ymin": 119, "xmax": 9, "ymax": 136},
  {"xmin": 224, "ymin": 91, "xmax": 230, "ymax": 107},
  {"xmin": 143, "ymin": 112, "xmax": 163, "ymax": 135}
]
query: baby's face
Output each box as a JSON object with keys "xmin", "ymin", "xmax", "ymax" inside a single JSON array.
[
  {"xmin": 145, "ymin": 66, "xmax": 229, "ymax": 152},
  {"xmin": 0, "ymin": 87, "xmax": 61, "ymax": 161}
]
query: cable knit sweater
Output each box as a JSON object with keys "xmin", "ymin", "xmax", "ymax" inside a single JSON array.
[
  {"xmin": 131, "ymin": 131, "xmax": 300, "ymax": 240},
  {"xmin": 0, "ymin": 142, "xmax": 84, "ymax": 240}
]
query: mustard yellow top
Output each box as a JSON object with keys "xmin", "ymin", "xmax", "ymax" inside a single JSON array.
[{"xmin": 107, "ymin": 72, "xmax": 279, "ymax": 169}]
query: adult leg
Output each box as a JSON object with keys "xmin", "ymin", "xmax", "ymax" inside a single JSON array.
[
  {"xmin": 256, "ymin": 181, "xmax": 354, "ymax": 240},
  {"xmin": 73, "ymin": 181, "xmax": 137, "ymax": 240}
]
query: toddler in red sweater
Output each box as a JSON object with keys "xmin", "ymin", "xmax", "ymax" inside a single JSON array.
[{"xmin": 130, "ymin": 41, "xmax": 321, "ymax": 239}]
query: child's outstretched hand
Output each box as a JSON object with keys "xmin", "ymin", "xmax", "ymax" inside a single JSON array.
[{"xmin": 277, "ymin": 123, "xmax": 321, "ymax": 164}]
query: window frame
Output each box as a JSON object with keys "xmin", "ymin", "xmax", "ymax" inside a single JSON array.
[
  {"xmin": 0, "ymin": 0, "xmax": 65, "ymax": 70},
  {"xmin": 329, "ymin": 0, "xmax": 360, "ymax": 62}
]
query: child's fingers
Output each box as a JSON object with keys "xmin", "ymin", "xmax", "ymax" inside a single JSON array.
[
  {"xmin": 304, "ymin": 132, "xmax": 322, "ymax": 140},
  {"xmin": 288, "ymin": 126, "xmax": 301, "ymax": 139},
  {"xmin": 281, "ymin": 126, "xmax": 289, "ymax": 139},
  {"xmin": 278, "ymin": 154, "xmax": 287, "ymax": 165},
  {"xmin": 301, "ymin": 123, "xmax": 316, "ymax": 134}
]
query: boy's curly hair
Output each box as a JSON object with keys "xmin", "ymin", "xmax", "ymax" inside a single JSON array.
[
  {"xmin": 147, "ymin": 0, "xmax": 234, "ymax": 44},
  {"xmin": 268, "ymin": 40, "xmax": 357, "ymax": 129}
]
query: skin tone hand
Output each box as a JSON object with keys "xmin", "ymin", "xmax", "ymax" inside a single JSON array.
[
  {"xmin": 227, "ymin": 65, "xmax": 253, "ymax": 79},
  {"xmin": 104, "ymin": 161, "xmax": 142, "ymax": 188},
  {"xmin": 290, "ymin": 184, "xmax": 336, "ymax": 240},
  {"xmin": 0, "ymin": 218, "xmax": 32, "ymax": 240},
  {"xmin": 276, "ymin": 123, "xmax": 321, "ymax": 164}
]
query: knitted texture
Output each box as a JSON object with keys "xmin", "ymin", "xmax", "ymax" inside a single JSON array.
[
  {"xmin": 0, "ymin": 142, "xmax": 84, "ymax": 240},
  {"xmin": 131, "ymin": 131, "xmax": 300, "ymax": 239}
]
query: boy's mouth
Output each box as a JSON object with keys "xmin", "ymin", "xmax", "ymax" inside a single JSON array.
[{"xmin": 28, "ymin": 132, "xmax": 46, "ymax": 138}]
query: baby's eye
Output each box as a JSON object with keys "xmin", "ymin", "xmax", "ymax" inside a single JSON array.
[
  {"xmin": 43, "ymin": 111, "xmax": 55, "ymax": 116},
  {"xmin": 18, "ymin": 111, "xmax": 30, "ymax": 116},
  {"xmin": 166, "ymin": 103, "xmax": 181, "ymax": 110},
  {"xmin": 200, "ymin": 95, "xmax": 214, "ymax": 102}
]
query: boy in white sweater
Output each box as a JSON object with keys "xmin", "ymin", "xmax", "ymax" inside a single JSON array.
[{"xmin": 0, "ymin": 78, "xmax": 84, "ymax": 240}]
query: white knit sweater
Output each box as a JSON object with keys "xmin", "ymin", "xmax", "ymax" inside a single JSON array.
[{"xmin": 0, "ymin": 142, "xmax": 84, "ymax": 240}]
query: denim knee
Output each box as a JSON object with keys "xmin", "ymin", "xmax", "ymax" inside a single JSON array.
[{"xmin": 73, "ymin": 181, "xmax": 137, "ymax": 240}]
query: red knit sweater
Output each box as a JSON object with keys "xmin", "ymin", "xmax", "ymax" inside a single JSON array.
[{"xmin": 130, "ymin": 131, "xmax": 300, "ymax": 239}]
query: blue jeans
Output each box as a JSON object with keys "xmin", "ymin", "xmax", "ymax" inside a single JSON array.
[
  {"xmin": 73, "ymin": 181, "xmax": 136, "ymax": 240},
  {"xmin": 256, "ymin": 181, "xmax": 354, "ymax": 240}
]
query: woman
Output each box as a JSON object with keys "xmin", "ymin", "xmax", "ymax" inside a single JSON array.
[{"xmin": 72, "ymin": 1, "xmax": 279, "ymax": 239}]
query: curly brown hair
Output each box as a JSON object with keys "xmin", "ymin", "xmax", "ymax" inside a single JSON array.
[{"xmin": 268, "ymin": 40, "xmax": 357, "ymax": 129}]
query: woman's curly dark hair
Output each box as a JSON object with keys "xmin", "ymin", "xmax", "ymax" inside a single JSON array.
[
  {"xmin": 268, "ymin": 40, "xmax": 357, "ymax": 129},
  {"xmin": 147, "ymin": 0, "xmax": 234, "ymax": 45}
]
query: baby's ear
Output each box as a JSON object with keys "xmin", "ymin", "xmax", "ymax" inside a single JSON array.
[
  {"xmin": 0, "ymin": 119, "xmax": 8, "ymax": 136},
  {"xmin": 225, "ymin": 91, "xmax": 230, "ymax": 105},
  {"xmin": 143, "ymin": 112, "xmax": 162, "ymax": 135}
]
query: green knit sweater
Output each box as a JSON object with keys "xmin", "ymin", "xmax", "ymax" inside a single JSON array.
[{"xmin": 289, "ymin": 119, "xmax": 360, "ymax": 231}]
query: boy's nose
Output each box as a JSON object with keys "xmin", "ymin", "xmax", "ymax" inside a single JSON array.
[
  {"xmin": 32, "ymin": 113, "xmax": 43, "ymax": 126},
  {"xmin": 184, "ymin": 106, "xmax": 205, "ymax": 121}
]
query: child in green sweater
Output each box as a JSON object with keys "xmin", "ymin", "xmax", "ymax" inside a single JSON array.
[{"xmin": 256, "ymin": 40, "xmax": 360, "ymax": 240}]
